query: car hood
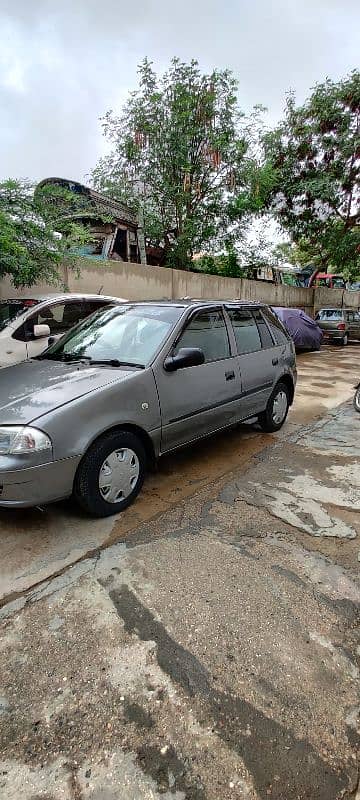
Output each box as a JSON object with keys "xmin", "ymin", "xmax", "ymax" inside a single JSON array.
[{"xmin": 0, "ymin": 359, "xmax": 134, "ymax": 425}]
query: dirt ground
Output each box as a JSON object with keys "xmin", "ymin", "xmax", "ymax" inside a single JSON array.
[{"xmin": 0, "ymin": 344, "xmax": 359, "ymax": 799}]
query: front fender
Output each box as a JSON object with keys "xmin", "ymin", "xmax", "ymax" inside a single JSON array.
[{"xmin": 35, "ymin": 369, "xmax": 161, "ymax": 461}]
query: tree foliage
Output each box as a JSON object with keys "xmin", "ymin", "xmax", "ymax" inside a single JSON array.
[
  {"xmin": 0, "ymin": 179, "xmax": 91, "ymax": 287},
  {"xmin": 263, "ymin": 70, "xmax": 360, "ymax": 279},
  {"xmin": 93, "ymin": 58, "xmax": 256, "ymax": 269}
]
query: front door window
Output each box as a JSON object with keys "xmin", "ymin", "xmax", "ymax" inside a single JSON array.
[{"xmin": 174, "ymin": 309, "xmax": 230, "ymax": 362}]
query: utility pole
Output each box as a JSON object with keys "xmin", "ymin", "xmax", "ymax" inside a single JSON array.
[{"xmin": 133, "ymin": 179, "xmax": 147, "ymax": 266}]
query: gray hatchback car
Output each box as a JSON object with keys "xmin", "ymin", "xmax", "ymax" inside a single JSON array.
[{"xmin": 0, "ymin": 301, "xmax": 296, "ymax": 516}]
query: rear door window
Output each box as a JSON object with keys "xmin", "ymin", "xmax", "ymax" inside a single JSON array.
[{"xmin": 227, "ymin": 307, "xmax": 262, "ymax": 355}]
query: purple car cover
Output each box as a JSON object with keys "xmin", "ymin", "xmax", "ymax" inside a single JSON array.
[{"xmin": 272, "ymin": 307, "xmax": 323, "ymax": 350}]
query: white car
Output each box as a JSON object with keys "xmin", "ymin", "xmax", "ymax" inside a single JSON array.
[{"xmin": 0, "ymin": 292, "xmax": 127, "ymax": 367}]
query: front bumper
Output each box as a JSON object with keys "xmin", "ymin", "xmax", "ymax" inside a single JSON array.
[{"xmin": 0, "ymin": 456, "xmax": 81, "ymax": 508}]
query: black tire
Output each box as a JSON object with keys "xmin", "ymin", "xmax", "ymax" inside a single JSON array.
[
  {"xmin": 258, "ymin": 382, "xmax": 290, "ymax": 433},
  {"xmin": 354, "ymin": 387, "xmax": 360, "ymax": 413},
  {"xmin": 339, "ymin": 334, "xmax": 348, "ymax": 346},
  {"xmin": 74, "ymin": 430, "xmax": 146, "ymax": 517}
]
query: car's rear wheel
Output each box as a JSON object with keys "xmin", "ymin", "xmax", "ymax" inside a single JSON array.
[
  {"xmin": 74, "ymin": 430, "xmax": 146, "ymax": 517},
  {"xmin": 340, "ymin": 334, "xmax": 348, "ymax": 346},
  {"xmin": 258, "ymin": 382, "xmax": 290, "ymax": 433}
]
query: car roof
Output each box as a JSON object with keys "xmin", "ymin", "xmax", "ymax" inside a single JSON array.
[
  {"xmin": 4, "ymin": 292, "xmax": 127, "ymax": 303},
  {"xmin": 3, "ymin": 296, "xmax": 268, "ymax": 308},
  {"xmin": 116, "ymin": 299, "xmax": 267, "ymax": 307}
]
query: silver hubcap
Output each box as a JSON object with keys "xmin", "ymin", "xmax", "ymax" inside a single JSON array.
[
  {"xmin": 99, "ymin": 448, "xmax": 140, "ymax": 504},
  {"xmin": 272, "ymin": 390, "xmax": 288, "ymax": 425}
]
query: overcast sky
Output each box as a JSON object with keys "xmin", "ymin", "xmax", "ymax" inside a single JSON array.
[{"xmin": 0, "ymin": 0, "xmax": 359, "ymax": 185}]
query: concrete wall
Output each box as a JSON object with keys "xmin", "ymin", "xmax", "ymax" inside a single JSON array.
[{"xmin": 1, "ymin": 259, "xmax": 359, "ymax": 317}]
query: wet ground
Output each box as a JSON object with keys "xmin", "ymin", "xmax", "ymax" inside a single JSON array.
[
  {"xmin": 0, "ymin": 344, "xmax": 358, "ymax": 605},
  {"xmin": 0, "ymin": 344, "xmax": 359, "ymax": 799}
]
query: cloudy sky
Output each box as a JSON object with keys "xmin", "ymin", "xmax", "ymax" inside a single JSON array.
[{"xmin": 0, "ymin": 0, "xmax": 359, "ymax": 185}]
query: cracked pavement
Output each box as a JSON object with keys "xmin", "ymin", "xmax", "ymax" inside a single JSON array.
[{"xmin": 0, "ymin": 345, "xmax": 359, "ymax": 799}]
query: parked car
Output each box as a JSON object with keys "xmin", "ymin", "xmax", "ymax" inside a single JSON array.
[
  {"xmin": 0, "ymin": 293, "xmax": 127, "ymax": 367},
  {"xmin": 271, "ymin": 307, "xmax": 322, "ymax": 351},
  {"xmin": 315, "ymin": 308, "xmax": 360, "ymax": 346},
  {"xmin": 0, "ymin": 301, "xmax": 296, "ymax": 516},
  {"xmin": 348, "ymin": 281, "xmax": 360, "ymax": 292}
]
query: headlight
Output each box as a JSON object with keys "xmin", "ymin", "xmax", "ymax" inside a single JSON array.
[{"xmin": 0, "ymin": 426, "xmax": 52, "ymax": 455}]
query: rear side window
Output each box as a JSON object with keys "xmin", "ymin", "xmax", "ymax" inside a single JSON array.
[
  {"xmin": 261, "ymin": 307, "xmax": 289, "ymax": 345},
  {"xmin": 227, "ymin": 308, "xmax": 261, "ymax": 355},
  {"xmin": 175, "ymin": 309, "xmax": 230, "ymax": 363}
]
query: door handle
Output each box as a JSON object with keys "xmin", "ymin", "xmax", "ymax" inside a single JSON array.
[
  {"xmin": 225, "ymin": 370, "xmax": 235, "ymax": 381},
  {"xmin": 272, "ymin": 357, "xmax": 279, "ymax": 366}
]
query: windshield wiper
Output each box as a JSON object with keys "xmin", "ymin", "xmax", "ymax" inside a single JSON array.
[
  {"xmin": 87, "ymin": 359, "xmax": 145, "ymax": 369},
  {"xmin": 36, "ymin": 354, "xmax": 144, "ymax": 368}
]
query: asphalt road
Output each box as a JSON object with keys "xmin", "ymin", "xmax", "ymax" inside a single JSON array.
[{"xmin": 0, "ymin": 344, "xmax": 359, "ymax": 800}]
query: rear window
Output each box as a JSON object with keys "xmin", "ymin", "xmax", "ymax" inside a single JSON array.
[
  {"xmin": 0, "ymin": 299, "xmax": 38, "ymax": 331},
  {"xmin": 317, "ymin": 310, "xmax": 343, "ymax": 320}
]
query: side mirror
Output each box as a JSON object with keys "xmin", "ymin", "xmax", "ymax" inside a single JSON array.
[
  {"xmin": 164, "ymin": 347, "xmax": 205, "ymax": 372},
  {"xmin": 33, "ymin": 323, "xmax": 51, "ymax": 339}
]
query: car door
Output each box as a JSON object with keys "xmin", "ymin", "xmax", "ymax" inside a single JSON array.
[
  {"xmin": 226, "ymin": 306, "xmax": 282, "ymax": 419},
  {"xmin": 153, "ymin": 307, "xmax": 240, "ymax": 452}
]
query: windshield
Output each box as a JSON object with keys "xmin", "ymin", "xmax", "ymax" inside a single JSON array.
[
  {"xmin": 0, "ymin": 300, "xmax": 37, "ymax": 332},
  {"xmin": 42, "ymin": 304, "xmax": 183, "ymax": 366}
]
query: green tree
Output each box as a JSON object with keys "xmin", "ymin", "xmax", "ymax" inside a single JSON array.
[
  {"xmin": 0, "ymin": 179, "xmax": 91, "ymax": 287},
  {"xmin": 93, "ymin": 58, "xmax": 255, "ymax": 269},
  {"xmin": 263, "ymin": 70, "xmax": 360, "ymax": 280}
]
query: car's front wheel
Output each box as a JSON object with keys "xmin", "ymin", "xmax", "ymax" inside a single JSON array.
[
  {"xmin": 258, "ymin": 382, "xmax": 290, "ymax": 433},
  {"xmin": 74, "ymin": 430, "xmax": 146, "ymax": 517}
]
